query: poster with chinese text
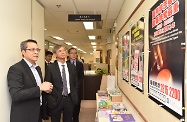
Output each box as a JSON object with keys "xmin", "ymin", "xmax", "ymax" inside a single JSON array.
[
  {"xmin": 148, "ymin": 0, "xmax": 185, "ymax": 117},
  {"xmin": 130, "ymin": 17, "xmax": 144, "ymax": 91}
]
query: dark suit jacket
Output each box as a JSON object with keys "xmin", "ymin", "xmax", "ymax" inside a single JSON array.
[
  {"xmin": 45, "ymin": 61, "xmax": 52, "ymax": 67},
  {"xmin": 67, "ymin": 60, "xmax": 84, "ymax": 95},
  {"xmin": 44, "ymin": 61, "xmax": 79, "ymax": 109},
  {"xmin": 7, "ymin": 59, "xmax": 46, "ymax": 122},
  {"xmin": 45, "ymin": 61, "xmax": 53, "ymax": 73}
]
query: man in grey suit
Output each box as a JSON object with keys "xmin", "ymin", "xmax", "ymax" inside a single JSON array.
[
  {"xmin": 7, "ymin": 39, "xmax": 53, "ymax": 122},
  {"xmin": 45, "ymin": 45, "xmax": 79, "ymax": 122}
]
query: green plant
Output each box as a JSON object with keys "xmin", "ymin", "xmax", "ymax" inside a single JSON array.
[{"xmin": 95, "ymin": 68, "xmax": 108, "ymax": 75}]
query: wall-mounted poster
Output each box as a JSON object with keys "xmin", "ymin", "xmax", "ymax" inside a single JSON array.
[
  {"xmin": 148, "ymin": 0, "xmax": 185, "ymax": 118},
  {"xmin": 122, "ymin": 31, "xmax": 130, "ymax": 82},
  {"xmin": 130, "ymin": 17, "xmax": 144, "ymax": 91}
]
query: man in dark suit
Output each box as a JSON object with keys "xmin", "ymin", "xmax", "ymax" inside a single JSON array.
[
  {"xmin": 44, "ymin": 50, "xmax": 53, "ymax": 119},
  {"xmin": 7, "ymin": 39, "xmax": 53, "ymax": 122},
  {"xmin": 67, "ymin": 48, "xmax": 84, "ymax": 122},
  {"xmin": 45, "ymin": 50, "xmax": 53, "ymax": 67},
  {"xmin": 45, "ymin": 45, "xmax": 79, "ymax": 122}
]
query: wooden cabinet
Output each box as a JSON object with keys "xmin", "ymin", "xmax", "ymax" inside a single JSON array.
[{"xmin": 82, "ymin": 74, "xmax": 102, "ymax": 100}]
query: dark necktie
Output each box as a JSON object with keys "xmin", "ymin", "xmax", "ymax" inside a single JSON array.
[
  {"xmin": 62, "ymin": 65, "xmax": 68, "ymax": 96},
  {"xmin": 72, "ymin": 61, "xmax": 76, "ymax": 66}
]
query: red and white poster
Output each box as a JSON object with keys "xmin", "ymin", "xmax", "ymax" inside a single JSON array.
[
  {"xmin": 148, "ymin": 0, "xmax": 185, "ymax": 117},
  {"xmin": 130, "ymin": 17, "xmax": 144, "ymax": 91}
]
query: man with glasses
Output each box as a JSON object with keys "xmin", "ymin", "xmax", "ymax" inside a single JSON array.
[
  {"xmin": 67, "ymin": 48, "xmax": 84, "ymax": 122},
  {"xmin": 45, "ymin": 45, "xmax": 79, "ymax": 122},
  {"xmin": 7, "ymin": 39, "xmax": 53, "ymax": 122}
]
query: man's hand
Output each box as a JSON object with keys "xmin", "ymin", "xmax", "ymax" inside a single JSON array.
[{"xmin": 39, "ymin": 82, "xmax": 53, "ymax": 93}]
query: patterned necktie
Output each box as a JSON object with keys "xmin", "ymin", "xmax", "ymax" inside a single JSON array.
[{"xmin": 62, "ymin": 65, "xmax": 68, "ymax": 96}]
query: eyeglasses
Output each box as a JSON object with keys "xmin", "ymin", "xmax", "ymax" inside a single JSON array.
[
  {"xmin": 25, "ymin": 48, "xmax": 41, "ymax": 52},
  {"xmin": 69, "ymin": 53, "xmax": 77, "ymax": 55}
]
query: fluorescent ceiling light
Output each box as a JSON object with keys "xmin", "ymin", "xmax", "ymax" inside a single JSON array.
[
  {"xmin": 44, "ymin": 28, "xmax": 47, "ymax": 31},
  {"xmin": 91, "ymin": 42, "xmax": 97, "ymax": 45},
  {"xmin": 65, "ymin": 42, "xmax": 72, "ymax": 45},
  {"xmin": 88, "ymin": 36, "xmax": 95, "ymax": 40},
  {"xmin": 72, "ymin": 46, "xmax": 77, "ymax": 48},
  {"xmin": 52, "ymin": 36, "xmax": 64, "ymax": 40},
  {"xmin": 93, "ymin": 46, "xmax": 96, "ymax": 49},
  {"xmin": 83, "ymin": 22, "xmax": 93, "ymax": 30}
]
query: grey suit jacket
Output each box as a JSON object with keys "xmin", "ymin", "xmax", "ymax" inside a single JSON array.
[
  {"xmin": 7, "ymin": 59, "xmax": 45, "ymax": 122},
  {"xmin": 45, "ymin": 61, "xmax": 79, "ymax": 109}
]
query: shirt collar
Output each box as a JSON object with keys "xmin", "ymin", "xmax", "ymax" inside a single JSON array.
[
  {"xmin": 57, "ymin": 61, "xmax": 67, "ymax": 67},
  {"xmin": 23, "ymin": 58, "xmax": 38, "ymax": 68},
  {"xmin": 70, "ymin": 59, "xmax": 76, "ymax": 63}
]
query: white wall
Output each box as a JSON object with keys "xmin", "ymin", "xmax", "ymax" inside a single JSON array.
[
  {"xmin": 32, "ymin": 0, "xmax": 45, "ymax": 74},
  {"xmin": 0, "ymin": 0, "xmax": 44, "ymax": 121},
  {"xmin": 81, "ymin": 53, "xmax": 94, "ymax": 63}
]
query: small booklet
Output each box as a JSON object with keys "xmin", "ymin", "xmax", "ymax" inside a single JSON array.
[{"xmin": 109, "ymin": 114, "xmax": 135, "ymax": 122}]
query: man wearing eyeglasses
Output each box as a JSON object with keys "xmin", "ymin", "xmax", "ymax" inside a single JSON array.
[
  {"xmin": 7, "ymin": 39, "xmax": 53, "ymax": 122},
  {"xmin": 67, "ymin": 48, "xmax": 84, "ymax": 122},
  {"xmin": 45, "ymin": 45, "xmax": 79, "ymax": 122}
]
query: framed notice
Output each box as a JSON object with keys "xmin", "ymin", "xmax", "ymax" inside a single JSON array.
[
  {"xmin": 148, "ymin": 0, "xmax": 185, "ymax": 118},
  {"xmin": 122, "ymin": 31, "xmax": 130, "ymax": 82},
  {"xmin": 130, "ymin": 17, "xmax": 144, "ymax": 91}
]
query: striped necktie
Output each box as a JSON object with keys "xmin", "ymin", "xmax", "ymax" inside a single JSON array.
[{"xmin": 62, "ymin": 65, "xmax": 68, "ymax": 96}]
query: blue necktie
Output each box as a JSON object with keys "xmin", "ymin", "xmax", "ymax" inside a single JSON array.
[{"xmin": 62, "ymin": 65, "xmax": 68, "ymax": 96}]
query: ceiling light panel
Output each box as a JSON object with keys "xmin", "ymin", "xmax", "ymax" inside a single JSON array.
[
  {"xmin": 83, "ymin": 22, "xmax": 93, "ymax": 30},
  {"xmin": 72, "ymin": 46, "xmax": 77, "ymax": 48},
  {"xmin": 88, "ymin": 36, "xmax": 96, "ymax": 40},
  {"xmin": 91, "ymin": 42, "xmax": 97, "ymax": 45},
  {"xmin": 52, "ymin": 36, "xmax": 64, "ymax": 40},
  {"xmin": 65, "ymin": 42, "xmax": 72, "ymax": 45}
]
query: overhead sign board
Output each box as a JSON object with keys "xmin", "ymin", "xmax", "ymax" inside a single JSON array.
[{"xmin": 68, "ymin": 14, "xmax": 101, "ymax": 22}]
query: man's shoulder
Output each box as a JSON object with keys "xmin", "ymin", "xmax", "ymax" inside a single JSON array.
[
  {"xmin": 11, "ymin": 60, "xmax": 23, "ymax": 67},
  {"xmin": 76, "ymin": 60, "xmax": 84, "ymax": 67},
  {"xmin": 8, "ymin": 60, "xmax": 25, "ymax": 73},
  {"xmin": 76, "ymin": 60, "xmax": 83, "ymax": 64}
]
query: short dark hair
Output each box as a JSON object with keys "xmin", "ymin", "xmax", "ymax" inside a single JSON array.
[
  {"xmin": 20, "ymin": 39, "xmax": 37, "ymax": 51},
  {"xmin": 68, "ymin": 47, "xmax": 77, "ymax": 54},
  {"xmin": 45, "ymin": 51, "xmax": 53, "ymax": 56}
]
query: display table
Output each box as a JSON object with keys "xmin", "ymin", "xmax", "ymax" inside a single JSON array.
[{"xmin": 96, "ymin": 92, "xmax": 135, "ymax": 122}]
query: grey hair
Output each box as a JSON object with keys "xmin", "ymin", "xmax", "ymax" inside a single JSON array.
[
  {"xmin": 20, "ymin": 39, "xmax": 37, "ymax": 51},
  {"xmin": 53, "ymin": 45, "xmax": 66, "ymax": 53}
]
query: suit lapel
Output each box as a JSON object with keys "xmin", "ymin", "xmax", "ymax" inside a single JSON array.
[
  {"xmin": 21, "ymin": 59, "xmax": 37, "ymax": 86},
  {"xmin": 54, "ymin": 61, "xmax": 63, "ymax": 92},
  {"xmin": 36, "ymin": 66, "xmax": 43, "ymax": 83},
  {"xmin": 54, "ymin": 61, "xmax": 62, "ymax": 78},
  {"xmin": 67, "ymin": 63, "xmax": 72, "ymax": 84}
]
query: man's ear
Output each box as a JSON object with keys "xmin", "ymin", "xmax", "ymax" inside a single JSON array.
[
  {"xmin": 53, "ymin": 53, "xmax": 57, "ymax": 58},
  {"xmin": 21, "ymin": 50, "xmax": 25, "ymax": 57}
]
